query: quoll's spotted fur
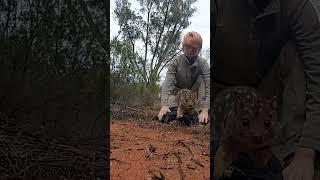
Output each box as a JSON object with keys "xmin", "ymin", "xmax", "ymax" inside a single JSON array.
[
  {"xmin": 213, "ymin": 87, "xmax": 257, "ymax": 147},
  {"xmin": 252, "ymin": 96, "xmax": 279, "ymax": 147},
  {"xmin": 176, "ymin": 89, "xmax": 197, "ymax": 119},
  {"xmin": 250, "ymin": 96, "xmax": 279, "ymax": 168},
  {"xmin": 213, "ymin": 86, "xmax": 279, "ymax": 178}
]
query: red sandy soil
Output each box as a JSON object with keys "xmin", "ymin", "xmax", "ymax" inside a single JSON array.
[{"xmin": 110, "ymin": 117, "xmax": 210, "ymax": 180}]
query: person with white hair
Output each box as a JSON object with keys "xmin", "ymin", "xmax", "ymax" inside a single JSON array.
[{"xmin": 158, "ymin": 31, "xmax": 210, "ymax": 125}]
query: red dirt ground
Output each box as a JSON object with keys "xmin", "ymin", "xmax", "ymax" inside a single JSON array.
[{"xmin": 110, "ymin": 116, "xmax": 210, "ymax": 180}]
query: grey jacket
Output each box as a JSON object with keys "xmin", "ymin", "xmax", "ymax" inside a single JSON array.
[{"xmin": 161, "ymin": 54, "xmax": 210, "ymax": 110}]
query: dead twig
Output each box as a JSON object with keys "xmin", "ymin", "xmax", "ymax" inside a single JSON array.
[
  {"xmin": 110, "ymin": 158, "xmax": 131, "ymax": 164},
  {"xmin": 175, "ymin": 140, "xmax": 205, "ymax": 168},
  {"xmin": 173, "ymin": 152, "xmax": 184, "ymax": 180},
  {"xmin": 175, "ymin": 140, "xmax": 194, "ymax": 157},
  {"xmin": 191, "ymin": 158, "xmax": 204, "ymax": 167},
  {"xmin": 147, "ymin": 169, "xmax": 165, "ymax": 180}
]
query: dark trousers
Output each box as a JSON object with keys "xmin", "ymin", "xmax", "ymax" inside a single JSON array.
[{"xmin": 160, "ymin": 106, "xmax": 199, "ymax": 126}]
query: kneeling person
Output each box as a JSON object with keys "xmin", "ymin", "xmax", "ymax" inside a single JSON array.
[{"xmin": 157, "ymin": 31, "xmax": 210, "ymax": 125}]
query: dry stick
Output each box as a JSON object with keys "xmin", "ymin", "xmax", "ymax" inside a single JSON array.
[
  {"xmin": 176, "ymin": 140, "xmax": 194, "ymax": 157},
  {"xmin": 173, "ymin": 152, "xmax": 185, "ymax": 180},
  {"xmin": 176, "ymin": 140, "xmax": 205, "ymax": 168},
  {"xmin": 191, "ymin": 159, "xmax": 204, "ymax": 167},
  {"xmin": 110, "ymin": 158, "xmax": 131, "ymax": 164}
]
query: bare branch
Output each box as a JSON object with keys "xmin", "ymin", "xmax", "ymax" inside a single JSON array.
[{"xmin": 79, "ymin": 0, "xmax": 107, "ymax": 52}]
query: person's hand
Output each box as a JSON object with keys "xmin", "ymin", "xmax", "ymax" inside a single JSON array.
[
  {"xmin": 158, "ymin": 106, "xmax": 171, "ymax": 120},
  {"xmin": 283, "ymin": 146, "xmax": 315, "ymax": 180},
  {"xmin": 198, "ymin": 108, "xmax": 209, "ymax": 124}
]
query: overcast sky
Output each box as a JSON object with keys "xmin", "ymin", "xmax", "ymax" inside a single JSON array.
[{"xmin": 110, "ymin": 0, "xmax": 210, "ymax": 50}]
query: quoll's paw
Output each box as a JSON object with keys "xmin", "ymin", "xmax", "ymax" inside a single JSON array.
[
  {"xmin": 176, "ymin": 114, "xmax": 183, "ymax": 119},
  {"xmin": 169, "ymin": 120, "xmax": 179, "ymax": 126}
]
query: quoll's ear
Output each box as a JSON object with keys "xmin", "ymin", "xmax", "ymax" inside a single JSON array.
[
  {"xmin": 192, "ymin": 90, "xmax": 197, "ymax": 98},
  {"xmin": 271, "ymin": 96, "xmax": 278, "ymax": 109},
  {"xmin": 234, "ymin": 94, "xmax": 243, "ymax": 111},
  {"xmin": 176, "ymin": 91, "xmax": 181, "ymax": 101}
]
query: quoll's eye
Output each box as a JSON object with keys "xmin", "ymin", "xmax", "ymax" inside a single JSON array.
[
  {"xmin": 264, "ymin": 120, "xmax": 271, "ymax": 127},
  {"xmin": 242, "ymin": 118, "xmax": 249, "ymax": 127}
]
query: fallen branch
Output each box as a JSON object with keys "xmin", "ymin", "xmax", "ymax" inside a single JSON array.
[
  {"xmin": 147, "ymin": 169, "xmax": 165, "ymax": 180},
  {"xmin": 175, "ymin": 140, "xmax": 205, "ymax": 168},
  {"xmin": 110, "ymin": 158, "xmax": 130, "ymax": 164},
  {"xmin": 175, "ymin": 140, "xmax": 194, "ymax": 158},
  {"xmin": 191, "ymin": 158, "xmax": 204, "ymax": 167},
  {"xmin": 173, "ymin": 152, "xmax": 184, "ymax": 180}
]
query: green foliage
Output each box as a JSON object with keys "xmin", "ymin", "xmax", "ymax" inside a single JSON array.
[{"xmin": 111, "ymin": 0, "xmax": 197, "ymax": 104}]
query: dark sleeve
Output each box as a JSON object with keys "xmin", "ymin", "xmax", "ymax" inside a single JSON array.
[{"xmin": 283, "ymin": 0, "xmax": 320, "ymax": 151}]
